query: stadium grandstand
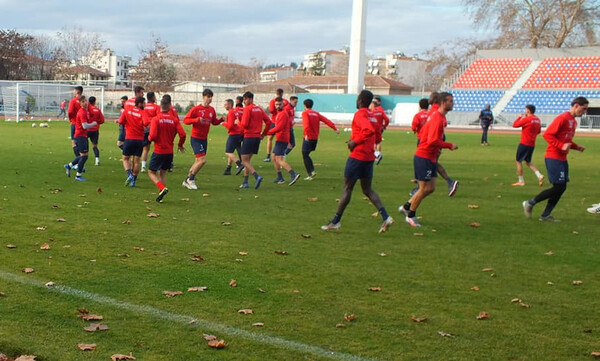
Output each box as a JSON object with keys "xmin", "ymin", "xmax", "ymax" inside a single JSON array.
[{"xmin": 445, "ymin": 46, "xmax": 600, "ymax": 129}]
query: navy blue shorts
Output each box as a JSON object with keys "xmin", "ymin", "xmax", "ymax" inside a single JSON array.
[
  {"xmin": 302, "ymin": 139, "xmax": 318, "ymax": 153},
  {"xmin": 70, "ymin": 124, "xmax": 75, "ymax": 139},
  {"xmin": 225, "ymin": 134, "xmax": 243, "ymax": 153},
  {"xmin": 273, "ymin": 141, "xmax": 288, "ymax": 156},
  {"xmin": 123, "ymin": 139, "xmax": 144, "ymax": 156},
  {"xmin": 516, "ymin": 143, "xmax": 535, "ymax": 163},
  {"xmin": 289, "ymin": 128, "xmax": 296, "ymax": 147},
  {"xmin": 545, "ymin": 158, "xmax": 569, "ymax": 184},
  {"xmin": 149, "ymin": 153, "xmax": 174, "ymax": 171},
  {"xmin": 344, "ymin": 157, "xmax": 374, "ymax": 180},
  {"xmin": 87, "ymin": 130, "xmax": 99, "ymax": 145},
  {"xmin": 191, "ymin": 137, "xmax": 208, "ymax": 156},
  {"xmin": 413, "ymin": 155, "xmax": 437, "ymax": 181},
  {"xmin": 118, "ymin": 124, "xmax": 125, "ymax": 142},
  {"xmin": 143, "ymin": 132, "xmax": 150, "ymax": 147},
  {"xmin": 242, "ymin": 137, "xmax": 261, "ymax": 155},
  {"xmin": 74, "ymin": 136, "xmax": 89, "ymax": 154}
]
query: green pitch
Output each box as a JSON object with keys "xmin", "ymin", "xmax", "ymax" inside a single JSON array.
[{"xmin": 0, "ymin": 121, "xmax": 599, "ymax": 360}]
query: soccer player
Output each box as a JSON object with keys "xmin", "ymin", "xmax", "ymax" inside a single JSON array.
[
  {"xmin": 181, "ymin": 89, "xmax": 224, "ymax": 190},
  {"xmin": 141, "ymin": 92, "xmax": 160, "ymax": 172},
  {"xmin": 264, "ymin": 88, "xmax": 288, "ymax": 162},
  {"xmin": 283, "ymin": 95, "xmax": 298, "ymax": 155},
  {"xmin": 239, "ymin": 91, "xmax": 271, "ymax": 189},
  {"xmin": 372, "ymin": 95, "xmax": 389, "ymax": 164},
  {"xmin": 64, "ymin": 96, "xmax": 98, "ymax": 182},
  {"xmin": 67, "ymin": 86, "xmax": 84, "ymax": 156},
  {"xmin": 301, "ymin": 98, "xmax": 339, "ymax": 180},
  {"xmin": 399, "ymin": 92, "xmax": 458, "ymax": 227},
  {"xmin": 368, "ymin": 100, "xmax": 383, "ymax": 164},
  {"xmin": 58, "ymin": 99, "xmax": 67, "ymax": 119},
  {"xmin": 86, "ymin": 96, "xmax": 105, "ymax": 166},
  {"xmin": 411, "ymin": 98, "xmax": 429, "ymax": 140},
  {"xmin": 118, "ymin": 96, "xmax": 148, "ymax": 187},
  {"xmin": 266, "ymin": 97, "xmax": 301, "ymax": 185},
  {"xmin": 117, "ymin": 95, "xmax": 128, "ymax": 149},
  {"xmin": 119, "ymin": 87, "xmax": 144, "ymax": 149},
  {"xmin": 479, "ymin": 104, "xmax": 494, "ymax": 145},
  {"xmin": 321, "ymin": 90, "xmax": 394, "ymax": 234},
  {"xmin": 147, "ymin": 97, "xmax": 186, "ymax": 203},
  {"xmin": 522, "ymin": 97, "xmax": 588, "ymax": 222},
  {"xmin": 222, "ymin": 98, "xmax": 244, "ymax": 176},
  {"xmin": 511, "ymin": 104, "xmax": 544, "ymax": 186}
]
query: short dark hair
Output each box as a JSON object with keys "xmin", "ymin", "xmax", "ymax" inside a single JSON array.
[
  {"xmin": 121, "ymin": 95, "xmax": 128, "ymax": 101},
  {"xmin": 419, "ymin": 98, "xmax": 429, "ymax": 110},
  {"xmin": 147, "ymin": 91, "xmax": 156, "ymax": 102},
  {"xmin": 235, "ymin": 96, "xmax": 243, "ymax": 103},
  {"xmin": 290, "ymin": 95, "xmax": 298, "ymax": 101},
  {"xmin": 243, "ymin": 91, "xmax": 254, "ymax": 99},
  {"xmin": 357, "ymin": 90, "xmax": 374, "ymax": 109},
  {"xmin": 160, "ymin": 97, "xmax": 171, "ymax": 111},
  {"xmin": 74, "ymin": 86, "xmax": 83, "ymax": 94},
  {"xmin": 373, "ymin": 95, "xmax": 382, "ymax": 105},
  {"xmin": 88, "ymin": 96, "xmax": 96, "ymax": 105},
  {"xmin": 225, "ymin": 98, "xmax": 234, "ymax": 106},
  {"xmin": 162, "ymin": 94, "xmax": 172, "ymax": 102},
  {"xmin": 525, "ymin": 104, "xmax": 536, "ymax": 114},
  {"xmin": 571, "ymin": 96, "xmax": 589, "ymax": 106},
  {"xmin": 274, "ymin": 97, "xmax": 283, "ymax": 103},
  {"xmin": 135, "ymin": 96, "xmax": 145, "ymax": 107},
  {"xmin": 439, "ymin": 92, "xmax": 453, "ymax": 104},
  {"xmin": 429, "ymin": 91, "xmax": 440, "ymax": 105},
  {"xmin": 203, "ymin": 89, "xmax": 213, "ymax": 97},
  {"xmin": 78, "ymin": 95, "xmax": 86, "ymax": 102},
  {"xmin": 134, "ymin": 86, "xmax": 145, "ymax": 95},
  {"xmin": 276, "ymin": 88, "xmax": 284, "ymax": 96},
  {"xmin": 304, "ymin": 99, "xmax": 314, "ymax": 109}
]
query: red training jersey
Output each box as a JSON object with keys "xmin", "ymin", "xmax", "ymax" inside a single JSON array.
[
  {"xmin": 149, "ymin": 112, "xmax": 187, "ymax": 154},
  {"xmin": 118, "ymin": 106, "xmax": 148, "ymax": 140},
  {"xmin": 512, "ymin": 115, "xmax": 541, "ymax": 147},
  {"xmin": 349, "ymin": 108, "xmax": 377, "ymax": 162},
  {"xmin": 60, "ymin": 100, "xmax": 66, "ymax": 109},
  {"xmin": 302, "ymin": 109, "xmax": 337, "ymax": 140},
  {"xmin": 267, "ymin": 110, "xmax": 291, "ymax": 142},
  {"xmin": 87, "ymin": 104, "xmax": 105, "ymax": 132},
  {"xmin": 412, "ymin": 109, "xmax": 428, "ymax": 138},
  {"xmin": 372, "ymin": 105, "xmax": 389, "ymax": 131},
  {"xmin": 144, "ymin": 102, "xmax": 160, "ymax": 119},
  {"xmin": 67, "ymin": 95, "xmax": 81, "ymax": 124},
  {"xmin": 543, "ymin": 111, "xmax": 581, "ymax": 161},
  {"xmin": 284, "ymin": 103, "xmax": 296, "ymax": 127},
  {"xmin": 183, "ymin": 104, "xmax": 221, "ymax": 139},
  {"xmin": 223, "ymin": 107, "xmax": 243, "ymax": 136},
  {"xmin": 268, "ymin": 97, "xmax": 289, "ymax": 121},
  {"xmin": 241, "ymin": 103, "xmax": 271, "ymax": 138},
  {"xmin": 73, "ymin": 107, "xmax": 91, "ymax": 138},
  {"xmin": 415, "ymin": 110, "xmax": 454, "ymax": 162}
]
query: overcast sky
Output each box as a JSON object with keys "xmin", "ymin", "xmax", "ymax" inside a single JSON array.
[{"xmin": 1, "ymin": 0, "xmax": 493, "ymax": 65}]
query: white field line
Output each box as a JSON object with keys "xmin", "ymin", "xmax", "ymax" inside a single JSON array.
[{"xmin": 0, "ymin": 270, "xmax": 383, "ymax": 361}]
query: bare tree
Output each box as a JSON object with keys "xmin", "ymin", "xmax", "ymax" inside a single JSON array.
[
  {"xmin": 28, "ymin": 35, "xmax": 62, "ymax": 80},
  {"xmin": 131, "ymin": 35, "xmax": 176, "ymax": 92},
  {"xmin": 56, "ymin": 25, "xmax": 104, "ymax": 64},
  {"xmin": 463, "ymin": 0, "xmax": 600, "ymax": 48},
  {"xmin": 0, "ymin": 29, "xmax": 33, "ymax": 79}
]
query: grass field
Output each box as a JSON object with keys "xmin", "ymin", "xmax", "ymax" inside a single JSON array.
[{"xmin": 0, "ymin": 120, "xmax": 599, "ymax": 361}]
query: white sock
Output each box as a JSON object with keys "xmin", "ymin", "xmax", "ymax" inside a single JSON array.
[
  {"xmin": 535, "ymin": 170, "xmax": 542, "ymax": 178},
  {"xmin": 374, "ymin": 151, "xmax": 381, "ymax": 157},
  {"xmin": 518, "ymin": 176, "xmax": 524, "ymax": 183},
  {"xmin": 142, "ymin": 161, "xmax": 147, "ymax": 168}
]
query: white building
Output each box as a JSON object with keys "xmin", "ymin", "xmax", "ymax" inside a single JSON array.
[
  {"xmin": 81, "ymin": 49, "xmax": 132, "ymax": 88},
  {"xmin": 367, "ymin": 54, "xmax": 428, "ymax": 91},
  {"xmin": 303, "ymin": 50, "xmax": 349, "ymax": 76},
  {"xmin": 260, "ymin": 66, "xmax": 296, "ymax": 82}
]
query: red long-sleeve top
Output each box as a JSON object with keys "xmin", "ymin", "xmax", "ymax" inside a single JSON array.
[
  {"xmin": 512, "ymin": 115, "xmax": 541, "ymax": 147},
  {"xmin": 349, "ymin": 108, "xmax": 376, "ymax": 162},
  {"xmin": 73, "ymin": 107, "xmax": 91, "ymax": 138},
  {"xmin": 267, "ymin": 110, "xmax": 291, "ymax": 142},
  {"xmin": 67, "ymin": 95, "xmax": 81, "ymax": 124},
  {"xmin": 284, "ymin": 103, "xmax": 296, "ymax": 127},
  {"xmin": 144, "ymin": 102, "xmax": 160, "ymax": 119},
  {"xmin": 415, "ymin": 110, "xmax": 454, "ymax": 162},
  {"xmin": 149, "ymin": 112, "xmax": 187, "ymax": 154},
  {"xmin": 87, "ymin": 104, "xmax": 105, "ymax": 132},
  {"xmin": 302, "ymin": 109, "xmax": 337, "ymax": 140},
  {"xmin": 268, "ymin": 97, "xmax": 289, "ymax": 121},
  {"xmin": 372, "ymin": 105, "xmax": 390, "ymax": 130},
  {"xmin": 543, "ymin": 112, "xmax": 581, "ymax": 161},
  {"xmin": 183, "ymin": 104, "xmax": 221, "ymax": 139},
  {"xmin": 223, "ymin": 107, "xmax": 243, "ymax": 135},
  {"xmin": 241, "ymin": 104, "xmax": 271, "ymax": 138},
  {"xmin": 119, "ymin": 106, "xmax": 149, "ymax": 140},
  {"xmin": 412, "ymin": 109, "xmax": 428, "ymax": 138}
]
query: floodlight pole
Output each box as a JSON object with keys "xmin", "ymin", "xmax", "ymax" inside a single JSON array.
[
  {"xmin": 347, "ymin": 0, "xmax": 367, "ymax": 94},
  {"xmin": 16, "ymin": 83, "xmax": 20, "ymax": 123}
]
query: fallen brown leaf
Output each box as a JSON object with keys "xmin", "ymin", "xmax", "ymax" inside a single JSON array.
[
  {"xmin": 0, "ymin": 292, "xmax": 5, "ymax": 297},
  {"xmin": 238, "ymin": 309, "xmax": 254, "ymax": 314},
  {"xmin": 476, "ymin": 311, "xmax": 489, "ymax": 320},
  {"xmin": 368, "ymin": 287, "xmax": 381, "ymax": 292},
  {"xmin": 254, "ymin": 195, "xmax": 259, "ymax": 199},
  {"xmin": 162, "ymin": 291, "xmax": 183, "ymax": 297},
  {"xmin": 229, "ymin": 279, "xmax": 237, "ymax": 287},
  {"xmin": 187, "ymin": 287, "xmax": 208, "ymax": 292},
  {"xmin": 511, "ymin": 298, "xmax": 521, "ymax": 303},
  {"xmin": 80, "ymin": 314, "xmax": 103, "ymax": 321},
  {"xmin": 545, "ymin": 251, "xmax": 554, "ymax": 256},
  {"xmin": 252, "ymin": 322, "xmax": 264, "ymax": 327},
  {"xmin": 56, "ymin": 218, "xmax": 66, "ymax": 222},
  {"xmin": 519, "ymin": 302, "xmax": 531, "ymax": 308},
  {"xmin": 379, "ymin": 252, "xmax": 386, "ymax": 257},
  {"xmin": 77, "ymin": 343, "xmax": 96, "ymax": 351},
  {"xmin": 221, "ymin": 221, "xmax": 232, "ymax": 226},
  {"xmin": 122, "ymin": 220, "xmax": 131, "ymax": 225},
  {"xmin": 274, "ymin": 250, "xmax": 288, "ymax": 255},
  {"xmin": 238, "ymin": 251, "xmax": 248, "ymax": 256},
  {"xmin": 344, "ymin": 313, "xmax": 356, "ymax": 322},
  {"xmin": 78, "ymin": 194, "xmax": 86, "ymax": 197},
  {"xmin": 371, "ymin": 211, "xmax": 379, "ymax": 217},
  {"xmin": 467, "ymin": 204, "xmax": 480, "ymax": 209},
  {"xmin": 146, "ymin": 206, "xmax": 152, "ymax": 211},
  {"xmin": 438, "ymin": 331, "xmax": 454, "ymax": 337},
  {"xmin": 258, "ymin": 288, "xmax": 266, "ymax": 293},
  {"xmin": 36, "ymin": 226, "xmax": 46, "ymax": 231},
  {"xmin": 39, "ymin": 243, "xmax": 51, "ymax": 250},
  {"xmin": 78, "ymin": 308, "xmax": 89, "ymax": 314},
  {"xmin": 547, "ymin": 281, "xmax": 554, "ymax": 286},
  {"xmin": 15, "ymin": 356, "xmax": 37, "ymax": 361},
  {"xmin": 110, "ymin": 353, "xmax": 136, "ymax": 361},
  {"xmin": 22, "ymin": 268, "xmax": 34, "ymax": 274},
  {"xmin": 411, "ymin": 315, "xmax": 428, "ymax": 323},
  {"xmin": 133, "ymin": 247, "xmax": 145, "ymax": 251},
  {"xmin": 301, "ymin": 234, "xmax": 312, "ymax": 238},
  {"xmin": 143, "ymin": 200, "xmax": 150, "ymax": 203},
  {"xmin": 117, "ymin": 253, "xmax": 130, "ymax": 258},
  {"xmin": 470, "ymin": 221, "xmax": 481, "ymax": 228},
  {"xmin": 45, "ymin": 282, "xmax": 55, "ymax": 287},
  {"xmin": 202, "ymin": 193, "xmax": 210, "ymax": 197},
  {"xmin": 147, "ymin": 213, "xmax": 160, "ymax": 218},
  {"xmin": 307, "ymin": 197, "xmax": 318, "ymax": 202},
  {"xmin": 96, "ymin": 187, "xmax": 102, "ymax": 194},
  {"xmin": 336, "ymin": 323, "xmax": 346, "ymax": 328},
  {"xmin": 573, "ymin": 231, "xmax": 579, "ymax": 235},
  {"xmin": 235, "ymin": 258, "xmax": 243, "ymax": 262},
  {"xmin": 191, "ymin": 255, "xmax": 204, "ymax": 262},
  {"xmin": 482, "ymin": 268, "xmax": 494, "ymax": 272},
  {"xmin": 181, "ymin": 197, "xmax": 190, "ymax": 201},
  {"xmin": 207, "ymin": 339, "xmax": 226, "ymax": 349},
  {"xmin": 52, "ymin": 204, "xmax": 59, "ymax": 209},
  {"xmin": 413, "ymin": 232, "xmax": 424, "ymax": 236},
  {"xmin": 591, "ymin": 352, "xmax": 600, "ymax": 357},
  {"xmin": 84, "ymin": 323, "xmax": 109, "ymax": 332},
  {"xmin": 471, "ymin": 286, "xmax": 480, "ymax": 291},
  {"xmin": 573, "ymin": 280, "xmax": 583, "ymax": 285}
]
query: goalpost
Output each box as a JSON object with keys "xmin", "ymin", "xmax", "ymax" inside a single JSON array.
[{"xmin": 0, "ymin": 81, "xmax": 104, "ymax": 123}]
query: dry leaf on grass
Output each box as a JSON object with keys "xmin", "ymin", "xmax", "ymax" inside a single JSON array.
[
  {"xmin": 467, "ymin": 204, "xmax": 480, "ymax": 209},
  {"xmin": 229, "ymin": 279, "xmax": 237, "ymax": 287},
  {"xmin": 145, "ymin": 206, "xmax": 152, "ymax": 211},
  {"xmin": 573, "ymin": 280, "xmax": 583, "ymax": 285},
  {"xmin": 411, "ymin": 315, "xmax": 428, "ymax": 323},
  {"xmin": 511, "ymin": 298, "xmax": 522, "ymax": 303},
  {"xmin": 258, "ymin": 288, "xmax": 266, "ymax": 293},
  {"xmin": 56, "ymin": 218, "xmax": 66, "ymax": 222},
  {"xmin": 519, "ymin": 302, "xmax": 531, "ymax": 308},
  {"xmin": 221, "ymin": 221, "xmax": 232, "ymax": 226},
  {"xmin": 438, "ymin": 331, "xmax": 454, "ymax": 337},
  {"xmin": 122, "ymin": 220, "xmax": 131, "ymax": 225},
  {"xmin": 254, "ymin": 195, "xmax": 259, "ymax": 199},
  {"xmin": 96, "ymin": 187, "xmax": 103, "ymax": 194},
  {"xmin": 238, "ymin": 309, "xmax": 254, "ymax": 314},
  {"xmin": 545, "ymin": 251, "xmax": 554, "ymax": 256},
  {"xmin": 77, "ymin": 343, "xmax": 96, "ymax": 351},
  {"xmin": 274, "ymin": 250, "xmax": 288, "ymax": 255},
  {"xmin": 181, "ymin": 198, "xmax": 190, "ymax": 201},
  {"xmin": 476, "ymin": 311, "xmax": 489, "ymax": 320},
  {"xmin": 207, "ymin": 339, "xmax": 226, "ymax": 349},
  {"xmin": 40, "ymin": 243, "xmax": 50, "ymax": 250},
  {"xmin": 110, "ymin": 353, "xmax": 136, "ymax": 361},
  {"xmin": 379, "ymin": 252, "xmax": 386, "ymax": 257},
  {"xmin": 235, "ymin": 258, "xmax": 243, "ymax": 262},
  {"xmin": 162, "ymin": 291, "xmax": 183, "ymax": 297},
  {"xmin": 84, "ymin": 323, "xmax": 109, "ymax": 332},
  {"xmin": 22, "ymin": 268, "xmax": 34, "ymax": 274},
  {"xmin": 344, "ymin": 313, "xmax": 356, "ymax": 322},
  {"xmin": 191, "ymin": 255, "xmax": 205, "ymax": 262},
  {"xmin": 45, "ymin": 282, "xmax": 55, "ymax": 287},
  {"xmin": 147, "ymin": 213, "xmax": 160, "ymax": 218},
  {"xmin": 573, "ymin": 231, "xmax": 579, "ymax": 235},
  {"xmin": 187, "ymin": 287, "xmax": 207, "ymax": 292},
  {"xmin": 117, "ymin": 253, "xmax": 130, "ymax": 258},
  {"xmin": 202, "ymin": 193, "xmax": 211, "ymax": 197},
  {"xmin": 307, "ymin": 197, "xmax": 318, "ymax": 202},
  {"xmin": 470, "ymin": 222, "xmax": 481, "ymax": 228},
  {"xmin": 471, "ymin": 286, "xmax": 480, "ymax": 291},
  {"xmin": 336, "ymin": 323, "xmax": 346, "ymax": 328},
  {"xmin": 482, "ymin": 268, "xmax": 494, "ymax": 272},
  {"xmin": 301, "ymin": 234, "xmax": 312, "ymax": 238},
  {"xmin": 7, "ymin": 244, "xmax": 17, "ymax": 249},
  {"xmin": 252, "ymin": 322, "xmax": 264, "ymax": 327},
  {"xmin": 547, "ymin": 281, "xmax": 554, "ymax": 286},
  {"xmin": 238, "ymin": 251, "xmax": 248, "ymax": 256},
  {"xmin": 413, "ymin": 232, "xmax": 424, "ymax": 236},
  {"xmin": 591, "ymin": 352, "xmax": 600, "ymax": 357},
  {"xmin": 80, "ymin": 314, "xmax": 103, "ymax": 321},
  {"xmin": 36, "ymin": 226, "xmax": 46, "ymax": 231},
  {"xmin": 133, "ymin": 247, "xmax": 145, "ymax": 251},
  {"xmin": 143, "ymin": 200, "xmax": 150, "ymax": 203},
  {"xmin": 203, "ymin": 334, "xmax": 217, "ymax": 341},
  {"xmin": 0, "ymin": 292, "xmax": 5, "ymax": 297},
  {"xmin": 52, "ymin": 204, "xmax": 59, "ymax": 209},
  {"xmin": 15, "ymin": 356, "xmax": 37, "ymax": 361},
  {"xmin": 368, "ymin": 287, "xmax": 381, "ymax": 292},
  {"xmin": 371, "ymin": 211, "xmax": 379, "ymax": 217},
  {"xmin": 78, "ymin": 308, "xmax": 89, "ymax": 314}
]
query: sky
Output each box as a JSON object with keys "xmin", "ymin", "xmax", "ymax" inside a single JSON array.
[{"xmin": 1, "ymin": 0, "xmax": 493, "ymax": 65}]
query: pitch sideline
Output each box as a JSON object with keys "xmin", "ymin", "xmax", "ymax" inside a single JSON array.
[{"xmin": 0, "ymin": 269, "xmax": 382, "ymax": 361}]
